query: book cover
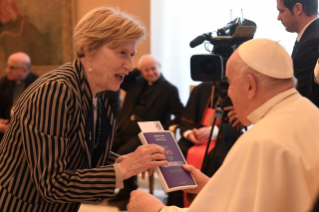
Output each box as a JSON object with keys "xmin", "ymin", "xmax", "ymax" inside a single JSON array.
[{"xmin": 138, "ymin": 131, "xmax": 197, "ymax": 193}]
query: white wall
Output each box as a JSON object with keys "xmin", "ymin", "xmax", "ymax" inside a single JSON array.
[{"xmin": 151, "ymin": 0, "xmax": 299, "ymax": 105}]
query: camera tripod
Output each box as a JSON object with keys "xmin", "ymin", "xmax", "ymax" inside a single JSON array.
[{"xmin": 186, "ymin": 83, "xmax": 241, "ymax": 203}]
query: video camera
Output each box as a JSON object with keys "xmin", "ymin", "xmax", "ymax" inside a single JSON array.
[
  {"xmin": 189, "ymin": 18, "xmax": 256, "ymax": 109},
  {"xmin": 187, "ymin": 18, "xmax": 257, "ymax": 181},
  {"xmin": 185, "ymin": 18, "xmax": 257, "ymax": 185},
  {"xmin": 190, "ymin": 18, "xmax": 256, "ymax": 83}
]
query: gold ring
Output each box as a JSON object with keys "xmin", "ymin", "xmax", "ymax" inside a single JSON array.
[{"xmin": 152, "ymin": 155, "xmax": 155, "ymax": 161}]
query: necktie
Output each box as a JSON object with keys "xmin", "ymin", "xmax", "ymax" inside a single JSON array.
[{"xmin": 292, "ymin": 40, "xmax": 299, "ymax": 58}]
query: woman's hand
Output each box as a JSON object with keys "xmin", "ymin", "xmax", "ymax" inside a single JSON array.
[
  {"xmin": 117, "ymin": 144, "xmax": 167, "ymax": 180},
  {"xmin": 182, "ymin": 165, "xmax": 210, "ymax": 194},
  {"xmin": 141, "ymin": 168, "xmax": 153, "ymax": 180},
  {"xmin": 117, "ymin": 153, "xmax": 153, "ymax": 180},
  {"xmin": 115, "ymin": 153, "xmax": 130, "ymax": 164}
]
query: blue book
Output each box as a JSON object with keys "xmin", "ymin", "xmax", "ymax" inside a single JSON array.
[{"xmin": 138, "ymin": 131, "xmax": 197, "ymax": 193}]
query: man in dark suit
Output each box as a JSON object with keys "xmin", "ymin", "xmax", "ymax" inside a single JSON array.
[
  {"xmin": 277, "ymin": 0, "xmax": 319, "ymax": 106},
  {"xmin": 111, "ymin": 54, "xmax": 184, "ymax": 210},
  {"xmin": 0, "ymin": 52, "xmax": 38, "ymax": 141}
]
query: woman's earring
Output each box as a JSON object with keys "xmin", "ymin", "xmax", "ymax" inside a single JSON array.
[{"xmin": 89, "ymin": 66, "xmax": 92, "ymax": 72}]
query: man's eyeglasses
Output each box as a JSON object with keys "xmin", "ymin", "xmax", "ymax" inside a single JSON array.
[{"xmin": 6, "ymin": 65, "xmax": 24, "ymax": 70}]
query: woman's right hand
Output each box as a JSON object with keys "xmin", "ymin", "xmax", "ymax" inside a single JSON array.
[{"xmin": 117, "ymin": 144, "xmax": 167, "ymax": 180}]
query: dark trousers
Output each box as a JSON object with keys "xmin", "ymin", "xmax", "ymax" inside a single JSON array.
[{"xmin": 177, "ymin": 137, "xmax": 194, "ymax": 158}]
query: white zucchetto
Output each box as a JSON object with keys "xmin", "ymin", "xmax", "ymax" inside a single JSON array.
[{"xmin": 238, "ymin": 38, "xmax": 293, "ymax": 79}]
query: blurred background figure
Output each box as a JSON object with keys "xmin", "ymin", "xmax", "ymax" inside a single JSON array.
[
  {"xmin": 0, "ymin": 52, "xmax": 38, "ymax": 141},
  {"xmin": 111, "ymin": 54, "xmax": 184, "ymax": 211},
  {"xmin": 105, "ymin": 90, "xmax": 121, "ymax": 118}
]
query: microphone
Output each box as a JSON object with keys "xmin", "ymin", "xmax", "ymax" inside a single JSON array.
[
  {"xmin": 217, "ymin": 18, "xmax": 241, "ymax": 36},
  {"xmin": 189, "ymin": 33, "xmax": 211, "ymax": 48}
]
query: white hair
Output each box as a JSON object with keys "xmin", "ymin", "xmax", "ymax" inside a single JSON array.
[
  {"xmin": 138, "ymin": 54, "xmax": 161, "ymax": 70},
  {"xmin": 238, "ymin": 58, "xmax": 296, "ymax": 90}
]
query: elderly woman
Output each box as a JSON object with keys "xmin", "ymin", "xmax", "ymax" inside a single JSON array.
[{"xmin": 0, "ymin": 6, "xmax": 167, "ymax": 212}]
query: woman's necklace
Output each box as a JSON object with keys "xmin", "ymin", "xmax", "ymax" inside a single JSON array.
[{"xmin": 93, "ymin": 94, "xmax": 102, "ymax": 149}]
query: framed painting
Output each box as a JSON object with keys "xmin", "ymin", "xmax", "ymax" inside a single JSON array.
[{"xmin": 0, "ymin": 0, "xmax": 75, "ymax": 77}]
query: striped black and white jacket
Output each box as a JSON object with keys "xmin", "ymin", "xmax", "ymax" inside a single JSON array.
[{"xmin": 0, "ymin": 59, "xmax": 118, "ymax": 212}]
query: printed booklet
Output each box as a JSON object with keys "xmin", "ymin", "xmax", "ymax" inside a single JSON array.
[{"xmin": 138, "ymin": 122, "xmax": 197, "ymax": 193}]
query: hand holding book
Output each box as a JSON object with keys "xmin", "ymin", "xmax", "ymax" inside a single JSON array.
[
  {"xmin": 139, "ymin": 131, "xmax": 198, "ymax": 192},
  {"xmin": 182, "ymin": 164, "xmax": 210, "ymax": 194},
  {"xmin": 137, "ymin": 121, "xmax": 198, "ymax": 192},
  {"xmin": 128, "ymin": 190, "xmax": 165, "ymax": 212},
  {"xmin": 117, "ymin": 144, "xmax": 167, "ymax": 180}
]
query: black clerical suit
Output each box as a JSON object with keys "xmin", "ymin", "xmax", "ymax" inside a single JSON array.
[
  {"xmin": 111, "ymin": 69, "xmax": 183, "ymax": 205},
  {"xmin": 113, "ymin": 69, "xmax": 184, "ymax": 153},
  {"xmin": 291, "ymin": 18, "xmax": 319, "ymax": 107},
  {"xmin": 178, "ymin": 83, "xmax": 216, "ymax": 157},
  {"xmin": 105, "ymin": 90, "xmax": 121, "ymax": 118},
  {"xmin": 0, "ymin": 72, "xmax": 38, "ymax": 141}
]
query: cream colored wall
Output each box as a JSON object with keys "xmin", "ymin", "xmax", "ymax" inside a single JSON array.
[{"xmin": 75, "ymin": 0, "xmax": 151, "ymax": 68}]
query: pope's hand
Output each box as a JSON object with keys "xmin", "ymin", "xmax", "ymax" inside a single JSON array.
[
  {"xmin": 182, "ymin": 164, "xmax": 210, "ymax": 194},
  {"xmin": 127, "ymin": 190, "xmax": 164, "ymax": 212}
]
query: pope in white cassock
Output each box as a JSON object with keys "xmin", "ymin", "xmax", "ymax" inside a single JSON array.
[{"xmin": 127, "ymin": 38, "xmax": 319, "ymax": 212}]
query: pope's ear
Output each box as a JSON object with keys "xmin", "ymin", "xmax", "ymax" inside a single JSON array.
[{"xmin": 247, "ymin": 74, "xmax": 257, "ymax": 100}]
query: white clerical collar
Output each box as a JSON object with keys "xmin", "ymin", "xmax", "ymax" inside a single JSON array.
[
  {"xmin": 247, "ymin": 88, "xmax": 298, "ymax": 124},
  {"xmin": 297, "ymin": 17, "xmax": 318, "ymax": 42}
]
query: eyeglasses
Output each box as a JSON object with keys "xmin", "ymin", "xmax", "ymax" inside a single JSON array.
[{"xmin": 6, "ymin": 65, "xmax": 24, "ymax": 70}]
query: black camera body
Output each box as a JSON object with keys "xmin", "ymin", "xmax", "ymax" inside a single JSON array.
[
  {"xmin": 190, "ymin": 18, "xmax": 256, "ymax": 82},
  {"xmin": 189, "ymin": 18, "xmax": 256, "ymax": 176}
]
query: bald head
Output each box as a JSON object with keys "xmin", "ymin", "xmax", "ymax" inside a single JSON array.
[
  {"xmin": 226, "ymin": 39, "xmax": 296, "ymax": 126},
  {"xmin": 6, "ymin": 52, "xmax": 31, "ymax": 81},
  {"xmin": 138, "ymin": 54, "xmax": 161, "ymax": 83}
]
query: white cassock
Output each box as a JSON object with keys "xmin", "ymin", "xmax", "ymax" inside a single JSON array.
[{"xmin": 162, "ymin": 88, "xmax": 319, "ymax": 212}]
